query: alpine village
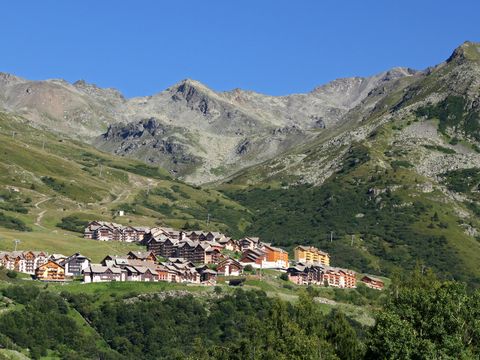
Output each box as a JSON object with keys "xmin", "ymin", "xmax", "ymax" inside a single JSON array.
[
  {"xmin": 1, "ymin": 4, "xmax": 480, "ymax": 358},
  {"xmin": 1, "ymin": 221, "xmax": 383, "ymax": 290}
]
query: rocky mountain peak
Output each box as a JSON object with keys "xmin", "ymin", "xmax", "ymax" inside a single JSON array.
[
  {"xmin": 170, "ymin": 79, "xmax": 212, "ymax": 96},
  {"xmin": 169, "ymin": 79, "xmax": 218, "ymax": 116},
  {"xmin": 447, "ymin": 41, "xmax": 480, "ymax": 64},
  {"xmin": 381, "ymin": 67, "xmax": 417, "ymax": 82},
  {"xmin": 73, "ymin": 79, "xmax": 125, "ymax": 101},
  {"xmin": 0, "ymin": 72, "xmax": 25, "ymax": 85}
]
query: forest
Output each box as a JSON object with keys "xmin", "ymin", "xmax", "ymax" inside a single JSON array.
[
  {"xmin": 0, "ymin": 269, "xmax": 479, "ymax": 359},
  {"xmin": 226, "ymin": 180, "xmax": 469, "ymax": 284}
]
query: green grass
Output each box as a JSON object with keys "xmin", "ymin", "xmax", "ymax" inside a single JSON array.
[
  {"xmin": 0, "ymin": 112, "xmax": 254, "ymax": 259},
  {"xmin": 0, "ymin": 228, "xmax": 141, "ymax": 262}
]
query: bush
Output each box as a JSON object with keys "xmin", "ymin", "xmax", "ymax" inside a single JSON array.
[
  {"xmin": 279, "ymin": 272, "xmax": 289, "ymax": 281},
  {"xmin": 6, "ymin": 270, "xmax": 17, "ymax": 279},
  {"xmin": 0, "ymin": 212, "xmax": 31, "ymax": 231},
  {"xmin": 243, "ymin": 265, "xmax": 254, "ymax": 272},
  {"xmin": 228, "ymin": 278, "xmax": 246, "ymax": 286},
  {"xmin": 57, "ymin": 215, "xmax": 89, "ymax": 233}
]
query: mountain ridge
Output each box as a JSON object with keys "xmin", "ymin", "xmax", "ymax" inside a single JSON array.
[{"xmin": 0, "ymin": 65, "xmax": 417, "ymax": 183}]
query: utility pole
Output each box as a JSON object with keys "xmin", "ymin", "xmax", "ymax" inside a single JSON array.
[
  {"xmin": 206, "ymin": 213, "xmax": 210, "ymax": 226},
  {"xmin": 99, "ymin": 165, "xmax": 103, "ymax": 177},
  {"xmin": 351, "ymin": 234, "xmax": 354, "ymax": 246},
  {"xmin": 12, "ymin": 131, "xmax": 15, "ymax": 139},
  {"xmin": 146, "ymin": 183, "xmax": 151, "ymax": 196},
  {"xmin": 330, "ymin": 231, "xmax": 333, "ymax": 243},
  {"xmin": 42, "ymin": 139, "xmax": 45, "ymax": 151},
  {"xmin": 14, "ymin": 239, "xmax": 20, "ymax": 251}
]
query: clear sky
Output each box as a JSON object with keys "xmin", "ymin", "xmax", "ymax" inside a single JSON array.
[{"xmin": 1, "ymin": 0, "xmax": 479, "ymax": 98}]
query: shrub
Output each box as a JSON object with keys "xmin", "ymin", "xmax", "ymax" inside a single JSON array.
[
  {"xmin": 6, "ymin": 270, "xmax": 17, "ymax": 279},
  {"xmin": 57, "ymin": 215, "xmax": 89, "ymax": 233},
  {"xmin": 279, "ymin": 272, "xmax": 289, "ymax": 281}
]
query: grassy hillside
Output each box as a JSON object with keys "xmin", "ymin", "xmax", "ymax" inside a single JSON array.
[
  {"xmin": 219, "ymin": 45, "xmax": 480, "ymax": 286},
  {"xmin": 224, "ymin": 123, "xmax": 480, "ymax": 286},
  {"xmin": 223, "ymin": 124, "xmax": 480, "ymax": 286},
  {"xmin": 0, "ymin": 112, "xmax": 252, "ymax": 259}
]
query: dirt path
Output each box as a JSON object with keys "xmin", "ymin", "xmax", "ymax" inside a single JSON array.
[
  {"xmin": 111, "ymin": 189, "xmax": 131, "ymax": 204},
  {"xmin": 34, "ymin": 197, "xmax": 51, "ymax": 229}
]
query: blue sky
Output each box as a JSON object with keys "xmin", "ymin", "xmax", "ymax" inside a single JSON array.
[{"xmin": 1, "ymin": 1, "xmax": 479, "ymax": 97}]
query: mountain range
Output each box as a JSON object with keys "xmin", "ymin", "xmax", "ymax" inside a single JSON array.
[
  {"xmin": 1, "ymin": 41, "xmax": 480, "ymax": 285},
  {"xmin": 0, "ymin": 61, "xmax": 417, "ymax": 183}
]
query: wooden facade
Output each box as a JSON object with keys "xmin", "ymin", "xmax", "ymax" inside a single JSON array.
[
  {"xmin": 35, "ymin": 260, "xmax": 65, "ymax": 281},
  {"xmin": 361, "ymin": 275, "xmax": 384, "ymax": 290}
]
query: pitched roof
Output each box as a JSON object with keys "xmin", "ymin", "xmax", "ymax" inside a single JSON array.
[
  {"xmin": 127, "ymin": 251, "xmax": 156, "ymax": 260},
  {"xmin": 87, "ymin": 264, "xmax": 123, "ymax": 274},
  {"xmin": 361, "ymin": 275, "xmax": 383, "ymax": 283},
  {"xmin": 295, "ymin": 245, "xmax": 329, "ymax": 256}
]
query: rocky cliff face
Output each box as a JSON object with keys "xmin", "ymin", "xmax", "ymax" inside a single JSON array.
[{"xmin": 97, "ymin": 70, "xmax": 416, "ymax": 183}]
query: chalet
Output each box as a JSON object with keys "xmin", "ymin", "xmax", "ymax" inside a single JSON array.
[
  {"xmin": 84, "ymin": 253, "xmax": 207, "ymax": 284},
  {"xmin": 287, "ymin": 263, "xmax": 324, "ymax": 285},
  {"xmin": 124, "ymin": 265, "xmax": 158, "ymax": 282},
  {"xmin": 240, "ymin": 249, "xmax": 266, "ymax": 268},
  {"xmin": 217, "ymin": 237, "xmax": 238, "ymax": 252},
  {"xmin": 0, "ymin": 252, "xmax": 17, "ymax": 271},
  {"xmin": 240, "ymin": 244, "xmax": 289, "ymax": 269},
  {"xmin": 287, "ymin": 264, "xmax": 356, "ymax": 288},
  {"xmin": 217, "ymin": 257, "xmax": 243, "ymax": 276},
  {"xmin": 122, "ymin": 226, "xmax": 141, "ymax": 242},
  {"xmin": 83, "ymin": 265, "xmax": 124, "ymax": 283},
  {"xmin": 83, "ymin": 220, "xmax": 102, "ymax": 239},
  {"xmin": 323, "ymin": 267, "xmax": 357, "ymax": 288},
  {"xmin": 147, "ymin": 236, "xmax": 178, "ymax": 258},
  {"xmin": 294, "ymin": 246, "xmax": 330, "ymax": 266},
  {"xmin": 127, "ymin": 251, "xmax": 157, "ymax": 263},
  {"xmin": 239, "ymin": 237, "xmax": 261, "ymax": 251},
  {"xmin": 145, "ymin": 227, "xmax": 182, "ymax": 244},
  {"xmin": 164, "ymin": 260, "xmax": 200, "ymax": 283},
  {"xmin": 198, "ymin": 268, "xmax": 217, "ymax": 284},
  {"xmin": 262, "ymin": 244, "xmax": 289, "ymax": 269},
  {"xmin": 163, "ymin": 258, "xmax": 201, "ymax": 283},
  {"xmin": 95, "ymin": 224, "xmax": 116, "ymax": 241},
  {"xmin": 12, "ymin": 253, "xmax": 26, "ymax": 273},
  {"xmin": 35, "ymin": 260, "xmax": 65, "ymax": 281},
  {"xmin": 23, "ymin": 251, "xmax": 48, "ymax": 274},
  {"xmin": 63, "ymin": 253, "xmax": 91, "ymax": 276},
  {"xmin": 100, "ymin": 255, "xmax": 129, "ymax": 266},
  {"xmin": 84, "ymin": 221, "xmax": 149, "ymax": 242},
  {"xmin": 361, "ymin": 275, "xmax": 384, "ymax": 290},
  {"xmin": 0, "ymin": 251, "xmax": 48, "ymax": 275},
  {"xmin": 156, "ymin": 264, "xmax": 179, "ymax": 282}
]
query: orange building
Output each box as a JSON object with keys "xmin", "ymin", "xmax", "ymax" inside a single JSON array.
[
  {"xmin": 322, "ymin": 267, "xmax": 356, "ymax": 288},
  {"xmin": 263, "ymin": 244, "xmax": 289, "ymax": 269},
  {"xmin": 294, "ymin": 246, "xmax": 330, "ymax": 266},
  {"xmin": 35, "ymin": 260, "xmax": 66, "ymax": 281}
]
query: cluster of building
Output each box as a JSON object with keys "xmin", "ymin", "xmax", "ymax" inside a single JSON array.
[
  {"xmin": 84, "ymin": 221, "xmax": 149, "ymax": 242},
  {"xmin": 287, "ymin": 245, "xmax": 384, "ymax": 290},
  {"xmin": 84, "ymin": 251, "xmax": 243, "ymax": 285},
  {"xmin": 0, "ymin": 251, "xmax": 90, "ymax": 281},
  {"xmin": 0, "ymin": 224, "xmax": 385, "ymax": 290},
  {"xmin": 143, "ymin": 228, "xmax": 290, "ymax": 270}
]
